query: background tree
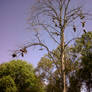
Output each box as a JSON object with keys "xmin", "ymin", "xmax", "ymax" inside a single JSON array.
[
  {"xmin": 69, "ymin": 32, "xmax": 92, "ymax": 92},
  {"xmin": 0, "ymin": 60, "xmax": 44, "ymax": 92}
]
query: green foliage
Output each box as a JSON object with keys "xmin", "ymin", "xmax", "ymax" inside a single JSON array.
[
  {"xmin": 36, "ymin": 54, "xmax": 63, "ymax": 92},
  {"xmin": 38, "ymin": 57, "xmax": 54, "ymax": 71},
  {"xmin": 69, "ymin": 32, "xmax": 92, "ymax": 92},
  {"xmin": 68, "ymin": 75, "xmax": 81, "ymax": 92},
  {"xmin": 0, "ymin": 60, "xmax": 44, "ymax": 92},
  {"xmin": 0, "ymin": 75, "xmax": 17, "ymax": 92}
]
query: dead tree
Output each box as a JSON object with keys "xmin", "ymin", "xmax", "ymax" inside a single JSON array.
[{"xmin": 12, "ymin": 0, "xmax": 89, "ymax": 92}]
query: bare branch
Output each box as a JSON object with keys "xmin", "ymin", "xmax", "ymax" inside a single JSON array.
[
  {"xmin": 42, "ymin": 25, "xmax": 60, "ymax": 45},
  {"xmin": 64, "ymin": 0, "xmax": 71, "ymax": 20},
  {"xmin": 13, "ymin": 41, "xmax": 61, "ymax": 74},
  {"xmin": 33, "ymin": 23, "xmax": 60, "ymax": 33},
  {"xmin": 65, "ymin": 37, "xmax": 80, "ymax": 48},
  {"xmin": 32, "ymin": 23, "xmax": 60, "ymax": 45}
]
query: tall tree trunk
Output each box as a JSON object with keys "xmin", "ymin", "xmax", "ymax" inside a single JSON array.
[{"xmin": 61, "ymin": 29, "xmax": 66, "ymax": 92}]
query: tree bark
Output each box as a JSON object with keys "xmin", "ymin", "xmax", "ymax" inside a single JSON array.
[{"xmin": 61, "ymin": 29, "xmax": 66, "ymax": 92}]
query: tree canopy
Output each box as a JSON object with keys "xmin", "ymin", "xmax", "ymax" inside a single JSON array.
[{"xmin": 0, "ymin": 60, "xmax": 44, "ymax": 92}]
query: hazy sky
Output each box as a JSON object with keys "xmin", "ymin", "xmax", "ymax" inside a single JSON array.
[{"xmin": 0, "ymin": 0, "xmax": 92, "ymax": 67}]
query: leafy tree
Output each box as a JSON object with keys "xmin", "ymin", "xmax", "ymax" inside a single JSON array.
[
  {"xmin": 36, "ymin": 55, "xmax": 63, "ymax": 92},
  {"xmin": 68, "ymin": 32, "xmax": 92, "ymax": 92},
  {"xmin": 0, "ymin": 75, "xmax": 17, "ymax": 92},
  {"xmin": 0, "ymin": 60, "xmax": 44, "ymax": 92}
]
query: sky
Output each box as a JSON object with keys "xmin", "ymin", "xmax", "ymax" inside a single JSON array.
[{"xmin": 0, "ymin": 0, "xmax": 92, "ymax": 67}]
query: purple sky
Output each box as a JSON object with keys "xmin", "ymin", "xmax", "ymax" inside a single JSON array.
[{"xmin": 0, "ymin": 0, "xmax": 92, "ymax": 67}]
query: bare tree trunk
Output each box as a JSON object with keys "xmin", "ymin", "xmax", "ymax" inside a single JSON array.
[{"xmin": 61, "ymin": 29, "xmax": 66, "ymax": 92}]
